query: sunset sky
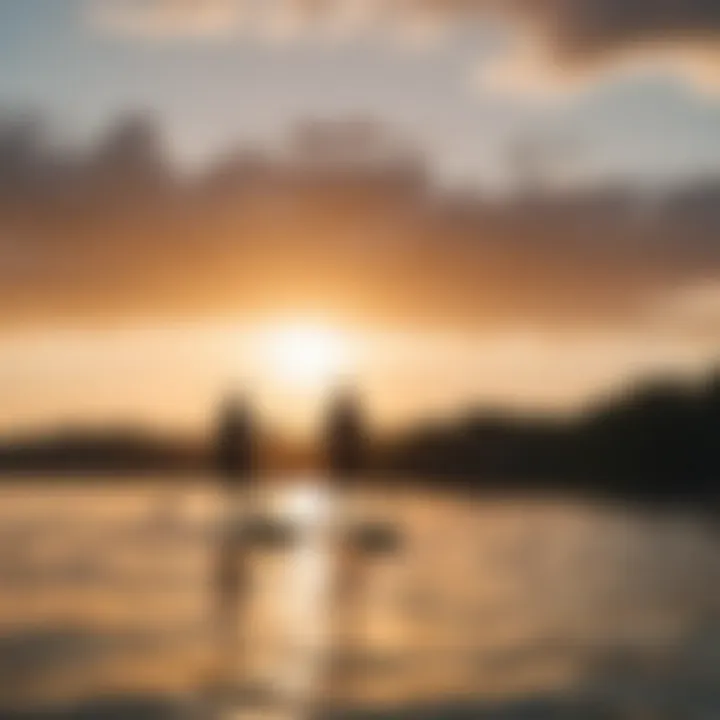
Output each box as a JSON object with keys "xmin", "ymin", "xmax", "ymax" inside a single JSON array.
[
  {"xmin": 2, "ymin": 1, "xmax": 720, "ymax": 187},
  {"xmin": 0, "ymin": 0, "xmax": 719, "ymax": 436}
]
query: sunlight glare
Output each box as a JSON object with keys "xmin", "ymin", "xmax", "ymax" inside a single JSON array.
[{"xmin": 261, "ymin": 322, "xmax": 349, "ymax": 390}]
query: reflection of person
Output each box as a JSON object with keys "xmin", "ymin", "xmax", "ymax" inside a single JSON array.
[
  {"xmin": 211, "ymin": 395, "xmax": 255, "ymax": 691},
  {"xmin": 324, "ymin": 516, "xmax": 404, "ymax": 702},
  {"xmin": 325, "ymin": 389, "xmax": 366, "ymax": 481},
  {"xmin": 213, "ymin": 523, "xmax": 248, "ymax": 683}
]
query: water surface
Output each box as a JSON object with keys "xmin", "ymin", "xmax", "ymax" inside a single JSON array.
[{"xmin": 0, "ymin": 478, "xmax": 718, "ymax": 718}]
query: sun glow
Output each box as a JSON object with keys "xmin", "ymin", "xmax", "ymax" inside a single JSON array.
[{"xmin": 260, "ymin": 321, "xmax": 350, "ymax": 389}]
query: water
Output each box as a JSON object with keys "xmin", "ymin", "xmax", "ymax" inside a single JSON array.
[{"xmin": 0, "ymin": 478, "xmax": 718, "ymax": 719}]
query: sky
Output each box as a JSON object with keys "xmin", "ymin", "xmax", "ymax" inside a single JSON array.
[
  {"xmin": 0, "ymin": 0, "xmax": 719, "ymax": 436},
  {"xmin": 1, "ymin": 0, "xmax": 720, "ymax": 188}
]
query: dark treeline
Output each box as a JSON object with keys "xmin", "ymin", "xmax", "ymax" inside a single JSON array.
[
  {"xmin": 2, "ymin": 368, "xmax": 717, "ymax": 505},
  {"xmin": 377, "ymin": 369, "xmax": 720, "ymax": 503},
  {"xmin": 0, "ymin": 425, "xmax": 318, "ymax": 476},
  {"xmin": 0, "ymin": 428, "xmax": 206, "ymax": 475}
]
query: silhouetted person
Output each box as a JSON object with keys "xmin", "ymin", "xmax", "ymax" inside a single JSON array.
[
  {"xmin": 325, "ymin": 389, "xmax": 366, "ymax": 482},
  {"xmin": 215, "ymin": 394, "xmax": 255, "ymax": 488}
]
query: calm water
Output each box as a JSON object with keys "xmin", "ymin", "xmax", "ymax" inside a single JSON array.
[{"xmin": 0, "ymin": 478, "xmax": 718, "ymax": 719}]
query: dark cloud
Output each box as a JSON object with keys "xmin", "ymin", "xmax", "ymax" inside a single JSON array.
[
  {"xmin": 1, "ymin": 112, "xmax": 719, "ymax": 331},
  {"xmin": 392, "ymin": 0, "xmax": 720, "ymax": 90},
  {"xmin": 360, "ymin": 0, "xmax": 720, "ymax": 58},
  {"xmin": 512, "ymin": 0, "xmax": 720, "ymax": 59}
]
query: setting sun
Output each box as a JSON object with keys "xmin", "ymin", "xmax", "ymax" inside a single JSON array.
[{"xmin": 260, "ymin": 322, "xmax": 350, "ymax": 389}]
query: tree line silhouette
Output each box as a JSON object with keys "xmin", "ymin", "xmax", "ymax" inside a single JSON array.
[
  {"xmin": 378, "ymin": 369, "xmax": 720, "ymax": 503},
  {"xmin": 0, "ymin": 369, "xmax": 717, "ymax": 504}
]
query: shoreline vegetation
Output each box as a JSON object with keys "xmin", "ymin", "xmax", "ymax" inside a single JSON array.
[{"xmin": 0, "ymin": 369, "xmax": 717, "ymax": 507}]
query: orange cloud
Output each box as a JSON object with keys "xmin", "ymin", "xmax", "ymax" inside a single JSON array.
[
  {"xmin": 2, "ymin": 115, "xmax": 720, "ymax": 333},
  {"xmin": 89, "ymin": 0, "xmax": 246, "ymax": 39}
]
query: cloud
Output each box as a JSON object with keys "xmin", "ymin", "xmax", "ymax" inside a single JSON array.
[
  {"xmin": 88, "ymin": 0, "xmax": 247, "ymax": 39},
  {"xmin": 87, "ymin": 0, "xmax": 380, "ymax": 41},
  {"xmin": 86, "ymin": 0, "xmax": 720, "ymax": 91},
  {"xmin": 1, "ymin": 113, "xmax": 720, "ymax": 332},
  {"xmin": 475, "ymin": 40, "xmax": 720, "ymax": 98},
  {"xmin": 395, "ymin": 0, "xmax": 720, "ymax": 94}
]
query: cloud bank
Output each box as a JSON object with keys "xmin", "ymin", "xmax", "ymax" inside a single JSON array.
[
  {"xmin": 89, "ymin": 0, "xmax": 247, "ymax": 39},
  {"xmin": 1, "ymin": 113, "xmax": 720, "ymax": 333},
  {"xmin": 88, "ymin": 0, "xmax": 720, "ymax": 91}
]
